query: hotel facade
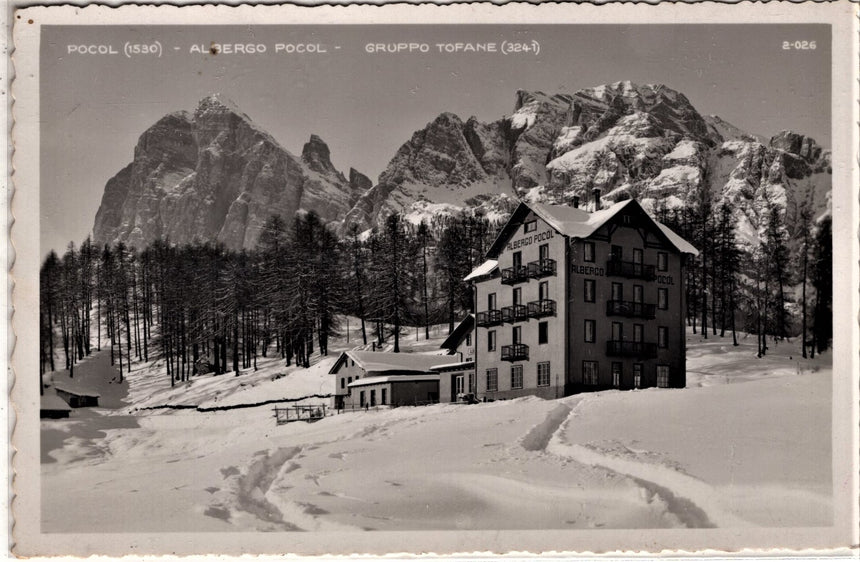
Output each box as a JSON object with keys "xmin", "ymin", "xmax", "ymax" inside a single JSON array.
[{"xmin": 465, "ymin": 197, "xmax": 698, "ymax": 400}]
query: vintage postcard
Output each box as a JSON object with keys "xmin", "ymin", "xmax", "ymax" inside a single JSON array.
[{"xmin": 10, "ymin": 2, "xmax": 859, "ymax": 557}]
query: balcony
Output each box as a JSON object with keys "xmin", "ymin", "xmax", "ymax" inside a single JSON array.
[
  {"xmin": 501, "ymin": 266, "xmax": 530, "ymax": 285},
  {"xmin": 606, "ymin": 340, "xmax": 658, "ymax": 359},
  {"xmin": 476, "ymin": 309, "xmax": 502, "ymax": 327},
  {"xmin": 501, "ymin": 304, "xmax": 529, "ymax": 324},
  {"xmin": 528, "ymin": 299, "xmax": 557, "ymax": 318},
  {"xmin": 606, "ymin": 259, "xmax": 656, "ymax": 281},
  {"xmin": 606, "ymin": 300, "xmax": 656, "ymax": 320},
  {"xmin": 501, "ymin": 343, "xmax": 529, "ymax": 362},
  {"xmin": 527, "ymin": 258, "xmax": 557, "ymax": 279}
]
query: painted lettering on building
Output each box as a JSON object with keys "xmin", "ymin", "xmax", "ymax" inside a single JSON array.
[
  {"xmin": 571, "ymin": 264, "xmax": 605, "ymax": 276},
  {"xmin": 656, "ymin": 275, "xmax": 674, "ymax": 285},
  {"xmin": 506, "ymin": 230, "xmax": 554, "ymax": 252}
]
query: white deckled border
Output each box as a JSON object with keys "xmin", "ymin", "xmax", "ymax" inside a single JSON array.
[{"xmin": 8, "ymin": 2, "xmax": 859, "ymax": 557}]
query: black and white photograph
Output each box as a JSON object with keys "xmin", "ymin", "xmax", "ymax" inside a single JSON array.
[{"xmin": 10, "ymin": 3, "xmax": 858, "ymax": 556}]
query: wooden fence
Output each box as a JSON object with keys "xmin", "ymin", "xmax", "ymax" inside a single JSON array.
[{"xmin": 273, "ymin": 404, "xmax": 327, "ymax": 425}]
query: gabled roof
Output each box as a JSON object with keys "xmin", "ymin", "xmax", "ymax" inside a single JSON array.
[
  {"xmin": 41, "ymin": 393, "xmax": 72, "ymax": 412},
  {"xmin": 440, "ymin": 315, "xmax": 475, "ymax": 352},
  {"xmin": 463, "ymin": 259, "xmax": 498, "ymax": 281},
  {"xmin": 430, "ymin": 361, "xmax": 475, "ymax": 372},
  {"xmin": 483, "ymin": 198, "xmax": 698, "ymax": 259},
  {"xmin": 329, "ymin": 350, "xmax": 448, "ymax": 375}
]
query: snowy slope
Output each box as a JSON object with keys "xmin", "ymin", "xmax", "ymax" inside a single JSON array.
[{"xmin": 42, "ymin": 328, "xmax": 832, "ymax": 533}]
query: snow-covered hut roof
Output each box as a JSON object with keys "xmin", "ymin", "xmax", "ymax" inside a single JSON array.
[
  {"xmin": 463, "ymin": 259, "xmax": 498, "ymax": 281},
  {"xmin": 52, "ymin": 384, "xmax": 101, "ymax": 398},
  {"xmin": 485, "ymin": 199, "xmax": 698, "ymax": 258},
  {"xmin": 41, "ymin": 393, "xmax": 72, "ymax": 412},
  {"xmin": 347, "ymin": 374, "xmax": 440, "ymax": 387},
  {"xmin": 440, "ymin": 315, "xmax": 475, "ymax": 352},
  {"xmin": 329, "ymin": 350, "xmax": 447, "ymax": 375}
]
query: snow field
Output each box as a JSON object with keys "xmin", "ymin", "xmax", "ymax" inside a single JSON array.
[{"xmin": 42, "ymin": 328, "xmax": 833, "ymax": 532}]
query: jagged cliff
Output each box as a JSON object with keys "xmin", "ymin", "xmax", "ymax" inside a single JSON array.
[
  {"xmin": 93, "ymin": 95, "xmax": 366, "ymax": 250},
  {"xmin": 344, "ymin": 81, "xmax": 830, "ymax": 242},
  {"xmin": 93, "ymin": 83, "xmax": 831, "ymax": 248}
]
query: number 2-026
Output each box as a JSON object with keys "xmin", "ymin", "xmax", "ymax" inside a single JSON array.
[{"xmin": 783, "ymin": 40, "xmax": 817, "ymax": 50}]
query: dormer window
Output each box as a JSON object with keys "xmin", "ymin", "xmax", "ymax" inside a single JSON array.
[{"xmin": 524, "ymin": 220, "xmax": 537, "ymax": 233}]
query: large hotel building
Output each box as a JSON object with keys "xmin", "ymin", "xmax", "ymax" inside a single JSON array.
[{"xmin": 465, "ymin": 197, "xmax": 698, "ymax": 400}]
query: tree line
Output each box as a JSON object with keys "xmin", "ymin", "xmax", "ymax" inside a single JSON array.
[
  {"xmin": 39, "ymin": 211, "xmax": 498, "ymax": 391},
  {"xmin": 654, "ymin": 192, "xmax": 832, "ymax": 359}
]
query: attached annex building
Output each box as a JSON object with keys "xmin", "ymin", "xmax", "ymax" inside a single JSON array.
[{"xmin": 465, "ymin": 198, "xmax": 697, "ymax": 400}]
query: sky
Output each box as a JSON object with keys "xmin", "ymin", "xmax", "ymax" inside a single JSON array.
[{"xmin": 41, "ymin": 24, "xmax": 831, "ymax": 255}]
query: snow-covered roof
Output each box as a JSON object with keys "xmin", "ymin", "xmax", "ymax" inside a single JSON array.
[
  {"xmin": 329, "ymin": 350, "xmax": 447, "ymax": 375},
  {"xmin": 485, "ymin": 199, "xmax": 698, "ymax": 258},
  {"xmin": 464, "ymin": 259, "xmax": 498, "ymax": 281},
  {"xmin": 440, "ymin": 315, "xmax": 475, "ymax": 351},
  {"xmin": 430, "ymin": 361, "xmax": 475, "ymax": 372},
  {"xmin": 41, "ymin": 393, "xmax": 72, "ymax": 411},
  {"xmin": 347, "ymin": 374, "xmax": 440, "ymax": 387},
  {"xmin": 52, "ymin": 384, "xmax": 100, "ymax": 398}
]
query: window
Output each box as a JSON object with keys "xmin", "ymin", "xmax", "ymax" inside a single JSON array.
[
  {"xmin": 633, "ymin": 248, "xmax": 643, "ymax": 265},
  {"xmin": 537, "ymin": 362, "xmax": 551, "ymax": 387},
  {"xmin": 633, "ymin": 324, "xmax": 644, "ymax": 343},
  {"xmin": 341, "ymin": 378, "xmax": 345, "ymax": 389},
  {"xmin": 524, "ymin": 220, "xmax": 537, "ymax": 233},
  {"xmin": 348, "ymin": 376, "xmax": 353, "ymax": 384},
  {"xmin": 513, "ymin": 326, "xmax": 522, "ymax": 345},
  {"xmin": 633, "ymin": 364, "xmax": 642, "ymax": 389},
  {"xmin": 351, "ymin": 359, "xmax": 355, "ymax": 367},
  {"xmin": 513, "ymin": 287, "xmax": 522, "ymax": 306},
  {"xmin": 658, "ymin": 326, "xmax": 669, "ymax": 349},
  {"xmin": 381, "ymin": 389, "xmax": 387, "ymax": 405},
  {"xmin": 539, "ymin": 244, "xmax": 549, "ymax": 261},
  {"xmin": 611, "ymin": 245, "xmax": 623, "ymax": 261},
  {"xmin": 370, "ymin": 390, "xmax": 376, "ymax": 407},
  {"xmin": 511, "ymin": 365, "xmax": 524, "ymax": 389},
  {"xmin": 611, "ymin": 282, "xmax": 623, "ymax": 301},
  {"xmin": 583, "ymin": 361, "xmax": 599, "ymax": 385},
  {"xmin": 623, "ymin": 214, "xmax": 632, "ymax": 225},
  {"xmin": 486, "ymin": 368, "xmax": 498, "ymax": 392},
  {"xmin": 539, "ymin": 281, "xmax": 549, "ymax": 301},
  {"xmin": 513, "ymin": 251, "xmax": 522, "ymax": 269},
  {"xmin": 487, "ymin": 330, "xmax": 496, "ymax": 352},
  {"xmin": 488, "ymin": 292, "xmax": 497, "ymax": 310},
  {"xmin": 612, "ymin": 362, "xmax": 622, "ymax": 388},
  {"xmin": 633, "ymin": 285, "xmax": 643, "ymax": 304},
  {"xmin": 465, "ymin": 333, "xmax": 472, "ymax": 346},
  {"xmin": 658, "ymin": 288, "xmax": 669, "ymax": 310},
  {"xmin": 583, "ymin": 241, "xmax": 595, "ymax": 262},
  {"xmin": 658, "ymin": 252, "xmax": 668, "ymax": 272},
  {"xmin": 584, "ymin": 319, "xmax": 596, "ymax": 343},
  {"xmin": 584, "ymin": 279, "xmax": 595, "ymax": 303},
  {"xmin": 612, "ymin": 322, "xmax": 623, "ymax": 341},
  {"xmin": 538, "ymin": 322, "xmax": 548, "ymax": 344},
  {"xmin": 360, "ymin": 391, "xmax": 366, "ymax": 407},
  {"xmin": 657, "ymin": 365, "xmax": 670, "ymax": 388}
]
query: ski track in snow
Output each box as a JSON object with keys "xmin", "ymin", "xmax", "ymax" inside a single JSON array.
[{"xmin": 537, "ymin": 395, "xmax": 743, "ymax": 528}]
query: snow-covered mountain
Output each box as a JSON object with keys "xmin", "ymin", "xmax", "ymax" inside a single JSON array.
[
  {"xmin": 92, "ymin": 83, "xmax": 831, "ymax": 247},
  {"xmin": 344, "ymin": 81, "xmax": 831, "ymax": 241},
  {"xmin": 93, "ymin": 94, "xmax": 368, "ymax": 250}
]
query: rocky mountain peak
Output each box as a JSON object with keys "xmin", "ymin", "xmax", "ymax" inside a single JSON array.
[
  {"xmin": 769, "ymin": 131, "xmax": 825, "ymax": 163},
  {"xmin": 302, "ymin": 134, "xmax": 338, "ymax": 175}
]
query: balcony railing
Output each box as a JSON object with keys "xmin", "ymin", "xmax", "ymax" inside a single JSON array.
[
  {"xmin": 501, "ymin": 343, "xmax": 529, "ymax": 362},
  {"xmin": 528, "ymin": 299, "xmax": 557, "ymax": 318},
  {"xmin": 605, "ymin": 340, "xmax": 658, "ymax": 359},
  {"xmin": 606, "ymin": 259, "xmax": 656, "ymax": 281},
  {"xmin": 606, "ymin": 300, "xmax": 656, "ymax": 319},
  {"xmin": 501, "ymin": 304, "xmax": 529, "ymax": 323},
  {"xmin": 501, "ymin": 266, "xmax": 530, "ymax": 285},
  {"xmin": 476, "ymin": 309, "xmax": 502, "ymax": 327},
  {"xmin": 527, "ymin": 258, "xmax": 557, "ymax": 279}
]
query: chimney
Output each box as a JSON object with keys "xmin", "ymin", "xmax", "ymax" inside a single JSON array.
[
  {"xmin": 572, "ymin": 195, "xmax": 580, "ymax": 209},
  {"xmin": 592, "ymin": 188, "xmax": 602, "ymax": 211}
]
